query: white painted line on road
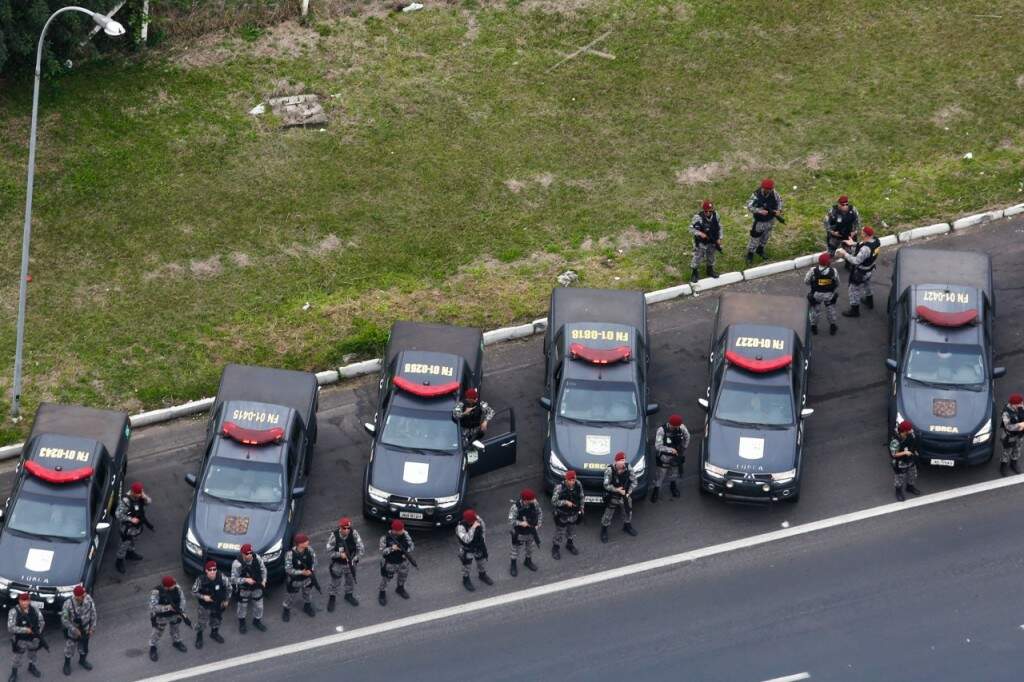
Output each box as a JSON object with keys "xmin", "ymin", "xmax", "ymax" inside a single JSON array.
[
  {"xmin": 138, "ymin": 473, "xmax": 1024, "ymax": 682},
  {"xmin": 760, "ymin": 673, "xmax": 811, "ymax": 682}
]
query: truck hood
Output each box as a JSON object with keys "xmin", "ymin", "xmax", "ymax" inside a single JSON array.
[
  {"xmin": 0, "ymin": 531, "xmax": 89, "ymax": 588},
  {"xmin": 369, "ymin": 444, "xmax": 463, "ymax": 499},
  {"xmin": 707, "ymin": 421, "xmax": 799, "ymax": 473},
  {"xmin": 191, "ymin": 497, "xmax": 286, "ymax": 555},
  {"xmin": 552, "ymin": 419, "xmax": 645, "ymax": 471},
  {"xmin": 898, "ymin": 380, "xmax": 990, "ymax": 437}
]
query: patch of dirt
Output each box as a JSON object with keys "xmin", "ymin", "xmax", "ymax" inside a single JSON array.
[
  {"xmin": 314, "ymin": 234, "xmax": 342, "ymax": 255},
  {"xmin": 534, "ymin": 172, "xmax": 555, "ymax": 188},
  {"xmin": 463, "ymin": 10, "xmax": 480, "ymax": 44},
  {"xmin": 504, "ymin": 179, "xmax": 526, "ymax": 194},
  {"xmin": 804, "ymin": 152, "xmax": 825, "ymax": 170},
  {"xmin": 675, "ymin": 161, "xmax": 727, "ymax": 186},
  {"xmin": 190, "ymin": 255, "xmax": 223, "ymax": 279},
  {"xmin": 1016, "ymin": 74, "xmax": 1024, "ymax": 90},
  {"xmin": 580, "ymin": 227, "xmax": 668, "ymax": 253},
  {"xmin": 931, "ymin": 104, "xmax": 967, "ymax": 127},
  {"xmin": 142, "ymin": 263, "xmax": 186, "ymax": 282},
  {"xmin": 657, "ymin": 2, "xmax": 693, "ymax": 20},
  {"xmin": 230, "ymin": 252, "xmax": 253, "ymax": 267}
]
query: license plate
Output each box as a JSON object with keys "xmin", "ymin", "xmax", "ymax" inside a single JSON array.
[
  {"xmin": 398, "ymin": 511, "xmax": 424, "ymax": 520},
  {"xmin": 583, "ymin": 495, "xmax": 604, "ymax": 504},
  {"xmin": 930, "ymin": 458, "xmax": 956, "ymax": 467}
]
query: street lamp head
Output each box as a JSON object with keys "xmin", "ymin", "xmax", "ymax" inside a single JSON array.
[{"xmin": 91, "ymin": 13, "xmax": 126, "ymax": 37}]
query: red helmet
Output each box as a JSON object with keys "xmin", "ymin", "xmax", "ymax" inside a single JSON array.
[
  {"xmin": 564, "ymin": 470, "xmax": 577, "ymax": 481},
  {"xmin": 462, "ymin": 509, "xmax": 477, "ymax": 524},
  {"xmin": 838, "ymin": 195, "xmax": 849, "ymax": 205},
  {"xmin": 614, "ymin": 451, "xmax": 626, "ymax": 462},
  {"xmin": 818, "ymin": 253, "xmax": 832, "ymax": 266},
  {"xmin": 338, "ymin": 517, "xmax": 351, "ymax": 528},
  {"xmin": 17, "ymin": 593, "xmax": 29, "ymax": 604},
  {"xmin": 701, "ymin": 200, "xmax": 714, "ymax": 212},
  {"xmin": 73, "ymin": 585, "xmax": 85, "ymax": 598},
  {"xmin": 1010, "ymin": 393, "xmax": 1023, "ymax": 406},
  {"xmin": 897, "ymin": 420, "xmax": 914, "ymax": 433},
  {"xmin": 161, "ymin": 576, "xmax": 176, "ymax": 588},
  {"xmin": 520, "ymin": 489, "xmax": 536, "ymax": 501},
  {"xmin": 294, "ymin": 533, "xmax": 309, "ymax": 545},
  {"xmin": 240, "ymin": 544, "xmax": 253, "ymax": 555},
  {"xmin": 130, "ymin": 482, "xmax": 144, "ymax": 495},
  {"xmin": 204, "ymin": 560, "xmax": 217, "ymax": 571},
  {"xmin": 465, "ymin": 388, "xmax": 479, "ymax": 400},
  {"xmin": 760, "ymin": 178, "xmax": 775, "ymax": 190},
  {"xmin": 862, "ymin": 226, "xmax": 875, "ymax": 236},
  {"xmin": 390, "ymin": 519, "xmax": 405, "ymax": 532},
  {"xmin": 668, "ymin": 414, "xmax": 683, "ymax": 427}
]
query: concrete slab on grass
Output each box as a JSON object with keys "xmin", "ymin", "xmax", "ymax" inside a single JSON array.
[
  {"xmin": 793, "ymin": 254, "xmax": 819, "ymax": 269},
  {"xmin": 743, "ymin": 260, "xmax": 795, "ymax": 281},
  {"xmin": 693, "ymin": 271, "xmax": 742, "ymax": 293},
  {"xmin": 899, "ymin": 222, "xmax": 950, "ymax": 242},
  {"xmin": 953, "ymin": 210, "xmax": 1003, "ymax": 230},
  {"xmin": 1004, "ymin": 203, "xmax": 1024, "ymax": 218},
  {"xmin": 646, "ymin": 284, "xmax": 692, "ymax": 304}
]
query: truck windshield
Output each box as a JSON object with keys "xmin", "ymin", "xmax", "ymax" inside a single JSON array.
[
  {"xmin": 381, "ymin": 407, "xmax": 461, "ymax": 452},
  {"xmin": 559, "ymin": 380, "xmax": 639, "ymax": 423},
  {"xmin": 715, "ymin": 382, "xmax": 794, "ymax": 427},
  {"xmin": 8, "ymin": 492, "xmax": 89, "ymax": 540},
  {"xmin": 906, "ymin": 343, "xmax": 985, "ymax": 387},
  {"xmin": 203, "ymin": 459, "xmax": 284, "ymax": 504}
]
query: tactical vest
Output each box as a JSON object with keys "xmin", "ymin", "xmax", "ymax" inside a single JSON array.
[
  {"xmin": 238, "ymin": 557, "xmax": 262, "ymax": 583},
  {"xmin": 458, "ymin": 402, "xmax": 484, "ymax": 430},
  {"xmin": 12, "ymin": 607, "xmax": 39, "ymax": 642},
  {"xmin": 855, "ymin": 237, "xmax": 881, "ymax": 272},
  {"xmin": 752, "ymin": 190, "xmax": 780, "ymax": 218},
  {"xmin": 196, "ymin": 572, "xmax": 226, "ymax": 607},
  {"xmin": 827, "ymin": 205, "xmax": 857, "ymax": 239},
  {"xmin": 331, "ymin": 530, "xmax": 358, "ymax": 565},
  {"xmin": 554, "ymin": 481, "xmax": 583, "ymax": 510},
  {"xmin": 608, "ymin": 465, "xmax": 631, "ymax": 490},
  {"xmin": 1002, "ymin": 405, "xmax": 1024, "ymax": 437},
  {"xmin": 513, "ymin": 501, "xmax": 539, "ymax": 536},
  {"xmin": 290, "ymin": 548, "xmax": 314, "ymax": 573},
  {"xmin": 383, "ymin": 533, "xmax": 410, "ymax": 565},
  {"xmin": 120, "ymin": 495, "xmax": 146, "ymax": 528},
  {"xmin": 155, "ymin": 586, "xmax": 180, "ymax": 609},
  {"xmin": 810, "ymin": 266, "xmax": 839, "ymax": 293},
  {"xmin": 892, "ymin": 434, "xmax": 917, "ymax": 470},
  {"xmin": 693, "ymin": 212, "xmax": 721, "ymax": 244},
  {"xmin": 661, "ymin": 425, "xmax": 685, "ymax": 452},
  {"xmin": 458, "ymin": 522, "xmax": 486, "ymax": 553}
]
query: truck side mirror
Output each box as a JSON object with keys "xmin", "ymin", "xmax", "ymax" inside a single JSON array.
[
  {"xmin": 885, "ymin": 359, "xmax": 898, "ymax": 372},
  {"xmin": 471, "ymin": 440, "xmax": 485, "ymax": 451},
  {"xmin": 184, "ymin": 473, "xmax": 197, "ymax": 487},
  {"xmin": 363, "ymin": 422, "xmax": 376, "ymax": 435},
  {"xmin": 697, "ymin": 398, "xmax": 709, "ymax": 410},
  {"xmin": 537, "ymin": 397, "xmax": 552, "ymax": 411},
  {"xmin": 292, "ymin": 485, "xmax": 307, "ymax": 499},
  {"xmin": 800, "ymin": 408, "xmax": 815, "ymax": 418},
  {"xmin": 646, "ymin": 403, "xmax": 660, "ymax": 416},
  {"xmin": 95, "ymin": 522, "xmax": 110, "ymax": 532},
  {"xmin": 993, "ymin": 366, "xmax": 1007, "ymax": 379}
]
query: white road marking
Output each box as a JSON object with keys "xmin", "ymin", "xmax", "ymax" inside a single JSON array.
[
  {"xmin": 760, "ymin": 673, "xmax": 811, "ymax": 682},
  {"xmin": 138, "ymin": 474, "xmax": 1024, "ymax": 682}
]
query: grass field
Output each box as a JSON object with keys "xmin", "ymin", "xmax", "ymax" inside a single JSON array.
[{"xmin": 1, "ymin": 0, "xmax": 1023, "ymax": 442}]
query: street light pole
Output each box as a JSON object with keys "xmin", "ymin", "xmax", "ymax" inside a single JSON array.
[{"xmin": 10, "ymin": 6, "xmax": 125, "ymax": 419}]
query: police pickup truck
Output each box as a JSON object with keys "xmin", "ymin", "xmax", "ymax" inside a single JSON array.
[
  {"xmin": 697, "ymin": 293, "xmax": 813, "ymax": 503},
  {"xmin": 886, "ymin": 247, "xmax": 1003, "ymax": 466},
  {"xmin": 0, "ymin": 404, "xmax": 130, "ymax": 615},
  {"xmin": 539, "ymin": 287, "xmax": 658, "ymax": 502},
  {"xmin": 181, "ymin": 364, "xmax": 319, "ymax": 579},
  {"xmin": 362, "ymin": 322, "xmax": 517, "ymax": 528}
]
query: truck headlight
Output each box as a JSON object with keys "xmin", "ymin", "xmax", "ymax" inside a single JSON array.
[
  {"xmin": 0, "ymin": 578, "xmax": 10, "ymax": 591},
  {"xmin": 185, "ymin": 527, "xmax": 202, "ymax": 556},
  {"xmin": 771, "ymin": 469, "xmax": 797, "ymax": 484},
  {"xmin": 263, "ymin": 538, "xmax": 283, "ymax": 563},
  {"xmin": 631, "ymin": 457, "xmax": 646, "ymax": 476},
  {"xmin": 367, "ymin": 485, "xmax": 390, "ymax": 503},
  {"xmin": 548, "ymin": 450, "xmax": 568, "ymax": 475},
  {"xmin": 704, "ymin": 462, "xmax": 727, "ymax": 478},
  {"xmin": 436, "ymin": 494, "xmax": 460, "ymax": 509},
  {"xmin": 973, "ymin": 420, "xmax": 992, "ymax": 444}
]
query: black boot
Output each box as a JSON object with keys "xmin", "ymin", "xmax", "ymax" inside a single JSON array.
[
  {"xmin": 600, "ymin": 526, "xmax": 609, "ymax": 543},
  {"xmin": 565, "ymin": 540, "xmax": 579, "ymax": 555},
  {"xmin": 707, "ymin": 264, "xmax": 718, "ymax": 278},
  {"xmin": 478, "ymin": 572, "xmax": 494, "ymax": 585},
  {"xmin": 149, "ymin": 646, "xmax": 158, "ymax": 662},
  {"xmin": 745, "ymin": 251, "xmax": 754, "ymax": 265},
  {"xmin": 26, "ymin": 665, "xmax": 38, "ymax": 680},
  {"xmin": 1012, "ymin": 460, "xmax": 1021, "ymax": 474},
  {"xmin": 282, "ymin": 607, "xmax": 290, "ymax": 622},
  {"xmin": 829, "ymin": 323, "xmax": 838, "ymax": 336},
  {"xmin": 7, "ymin": 667, "xmax": 15, "ymax": 682},
  {"xmin": 344, "ymin": 593, "xmax": 360, "ymax": 606},
  {"xmin": 756, "ymin": 245, "xmax": 767, "ymax": 261},
  {"xmin": 649, "ymin": 487, "xmax": 660, "ymax": 504},
  {"xmin": 463, "ymin": 576, "xmax": 475, "ymax": 592},
  {"xmin": 864, "ymin": 295, "xmax": 874, "ymax": 310},
  {"xmin": 811, "ymin": 324, "xmax": 818, "ymax": 335},
  {"xmin": 252, "ymin": 619, "xmax": 267, "ymax": 632},
  {"xmin": 210, "ymin": 628, "xmax": 224, "ymax": 643},
  {"xmin": 690, "ymin": 268, "xmax": 700, "ymax": 284},
  {"xmin": 670, "ymin": 481, "xmax": 681, "ymax": 498},
  {"xmin": 303, "ymin": 602, "xmax": 316, "ymax": 617},
  {"xmin": 551, "ymin": 543, "xmax": 561, "ymax": 560},
  {"xmin": 623, "ymin": 523, "xmax": 639, "ymax": 537},
  {"xmin": 78, "ymin": 655, "xmax": 92, "ymax": 671},
  {"xmin": 842, "ymin": 304, "xmax": 860, "ymax": 318},
  {"xmin": 327, "ymin": 595, "xmax": 336, "ymax": 613},
  {"xmin": 126, "ymin": 550, "xmax": 144, "ymax": 561},
  {"xmin": 1000, "ymin": 461, "xmax": 1009, "ymax": 477},
  {"xmin": 509, "ymin": 559, "xmax": 518, "ymax": 577},
  {"xmin": 115, "ymin": 558, "xmax": 126, "ymax": 574},
  {"xmin": 906, "ymin": 484, "xmax": 921, "ymax": 496},
  {"xmin": 195, "ymin": 630, "xmax": 204, "ymax": 649},
  {"xmin": 395, "ymin": 585, "xmax": 410, "ymax": 600},
  {"xmin": 523, "ymin": 557, "xmax": 538, "ymax": 572},
  {"xmin": 172, "ymin": 641, "xmax": 187, "ymax": 653},
  {"xmin": 378, "ymin": 590, "xmax": 387, "ymax": 606},
  {"xmin": 895, "ymin": 486, "xmax": 905, "ymax": 501},
  {"xmin": 238, "ymin": 617, "xmax": 247, "ymax": 634},
  {"xmin": 63, "ymin": 657, "xmax": 72, "ymax": 676}
]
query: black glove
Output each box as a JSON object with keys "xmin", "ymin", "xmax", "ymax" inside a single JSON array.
[
  {"xmin": 806, "ymin": 291, "xmax": 816, "ymax": 304},
  {"xmin": 830, "ymin": 293, "xmax": 838, "ymax": 305}
]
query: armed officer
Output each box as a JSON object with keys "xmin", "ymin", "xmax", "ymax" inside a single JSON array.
[
  {"xmin": 601, "ymin": 452, "xmax": 638, "ymax": 543},
  {"xmin": 651, "ymin": 414, "xmax": 690, "ymax": 502},
  {"xmin": 690, "ymin": 200, "xmax": 723, "ymax": 283},
  {"xmin": 191, "ymin": 560, "xmax": 230, "ymax": 649},
  {"xmin": 455, "ymin": 509, "xmax": 493, "ymax": 591},
  {"xmin": 804, "ymin": 253, "xmax": 840, "ymax": 336},
  {"xmin": 60, "ymin": 585, "xmax": 95, "ymax": 676},
  {"xmin": 835, "ymin": 225, "xmax": 881, "ymax": 317},
  {"xmin": 551, "ymin": 470, "xmax": 584, "ymax": 560},
  {"xmin": 282, "ymin": 534, "xmax": 317, "ymax": 621},
  {"xmin": 378, "ymin": 520, "xmax": 415, "ymax": 606},
  {"xmin": 890, "ymin": 421, "xmax": 922, "ymax": 501},
  {"xmin": 452, "ymin": 388, "xmax": 495, "ymax": 445},
  {"xmin": 508, "ymin": 489, "xmax": 542, "ymax": 577},
  {"xmin": 326, "ymin": 517, "xmax": 364, "ymax": 610},
  {"xmin": 999, "ymin": 393, "xmax": 1024, "ymax": 476},
  {"xmin": 8, "ymin": 593, "xmax": 43, "ymax": 682},
  {"xmin": 823, "ymin": 194, "xmax": 861, "ymax": 257},
  {"xmin": 114, "ymin": 482, "xmax": 152, "ymax": 574},
  {"xmin": 230, "ymin": 544, "xmax": 267, "ymax": 633},
  {"xmin": 148, "ymin": 576, "xmax": 188, "ymax": 662},
  {"xmin": 745, "ymin": 178, "xmax": 784, "ymax": 264}
]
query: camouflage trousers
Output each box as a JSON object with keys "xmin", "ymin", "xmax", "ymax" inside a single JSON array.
[
  {"xmin": 1001, "ymin": 437, "xmax": 1023, "ymax": 464},
  {"xmin": 808, "ymin": 291, "xmax": 838, "ymax": 325},
  {"xmin": 63, "ymin": 628, "xmax": 89, "ymax": 658},
  {"xmin": 115, "ymin": 526, "xmax": 141, "ymax": 559},
  {"xmin": 236, "ymin": 587, "xmax": 264, "ymax": 620},
  {"xmin": 458, "ymin": 549, "xmax": 488, "ymax": 577},
  {"xmin": 328, "ymin": 562, "xmax": 357, "ymax": 596},
  {"xmin": 379, "ymin": 560, "xmax": 410, "ymax": 591},
  {"xmin": 746, "ymin": 221, "xmax": 775, "ymax": 253},
  {"xmin": 690, "ymin": 243, "xmax": 717, "ymax": 269},
  {"xmin": 652, "ymin": 459, "xmax": 682, "ymax": 488},
  {"xmin": 282, "ymin": 577, "xmax": 313, "ymax": 610},
  {"xmin": 601, "ymin": 497, "xmax": 632, "ymax": 526},
  {"xmin": 11, "ymin": 639, "xmax": 39, "ymax": 670},
  {"xmin": 894, "ymin": 464, "xmax": 918, "ymax": 489},
  {"xmin": 196, "ymin": 604, "xmax": 224, "ymax": 633},
  {"xmin": 552, "ymin": 518, "xmax": 578, "ymax": 546},
  {"xmin": 848, "ymin": 270, "xmax": 874, "ymax": 306},
  {"xmin": 149, "ymin": 616, "xmax": 183, "ymax": 647},
  {"xmin": 510, "ymin": 531, "xmax": 538, "ymax": 560}
]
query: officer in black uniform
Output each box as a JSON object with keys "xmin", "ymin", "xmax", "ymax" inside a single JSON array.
[
  {"xmin": 836, "ymin": 225, "xmax": 881, "ymax": 317},
  {"xmin": 745, "ymin": 178, "xmax": 784, "ymax": 263},
  {"xmin": 823, "ymin": 194, "xmax": 861, "ymax": 257},
  {"xmin": 7, "ymin": 593, "xmax": 43, "ymax": 682},
  {"xmin": 282, "ymin": 534, "xmax": 316, "ymax": 621},
  {"xmin": 650, "ymin": 414, "xmax": 690, "ymax": 502},
  {"xmin": 452, "ymin": 388, "xmax": 495, "ymax": 445},
  {"xmin": 690, "ymin": 200, "xmax": 723, "ymax": 283},
  {"xmin": 804, "ymin": 252, "xmax": 840, "ymax": 336},
  {"xmin": 508, "ymin": 489, "xmax": 542, "ymax": 577},
  {"xmin": 455, "ymin": 509, "xmax": 492, "ymax": 591},
  {"xmin": 114, "ymin": 482, "xmax": 152, "ymax": 574},
  {"xmin": 230, "ymin": 544, "xmax": 267, "ymax": 633},
  {"xmin": 191, "ymin": 560, "xmax": 229, "ymax": 649},
  {"xmin": 889, "ymin": 420, "xmax": 922, "ymax": 501},
  {"xmin": 551, "ymin": 470, "xmax": 584, "ymax": 560},
  {"xmin": 326, "ymin": 517, "xmax": 364, "ymax": 610}
]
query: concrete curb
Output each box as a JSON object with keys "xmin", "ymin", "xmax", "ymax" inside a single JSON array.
[{"xmin": 1, "ymin": 203, "xmax": 1018, "ymax": 460}]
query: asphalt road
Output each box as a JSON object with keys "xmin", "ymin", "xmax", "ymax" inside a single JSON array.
[{"xmin": 3, "ymin": 214, "xmax": 1022, "ymax": 681}]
